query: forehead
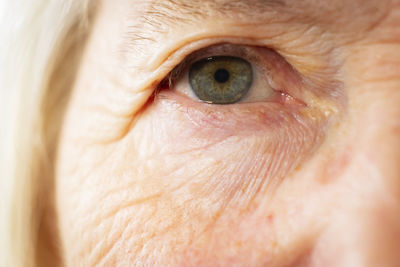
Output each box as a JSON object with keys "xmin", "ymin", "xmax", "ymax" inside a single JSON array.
[
  {"xmin": 104, "ymin": 0, "xmax": 385, "ymax": 23},
  {"xmin": 96, "ymin": 0, "xmax": 387, "ymax": 68}
]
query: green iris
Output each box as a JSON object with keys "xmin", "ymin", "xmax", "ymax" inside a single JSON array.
[{"xmin": 189, "ymin": 56, "xmax": 253, "ymax": 104}]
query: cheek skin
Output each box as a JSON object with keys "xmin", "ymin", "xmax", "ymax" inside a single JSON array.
[
  {"xmin": 56, "ymin": 83, "xmax": 332, "ymax": 266},
  {"xmin": 132, "ymin": 94, "xmax": 328, "ymax": 265},
  {"xmin": 134, "ymin": 90, "xmax": 325, "ymax": 205}
]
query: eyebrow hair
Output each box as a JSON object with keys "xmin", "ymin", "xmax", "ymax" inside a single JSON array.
[
  {"xmin": 147, "ymin": 0, "xmax": 286, "ymax": 22},
  {"xmin": 125, "ymin": 0, "xmax": 286, "ymax": 50}
]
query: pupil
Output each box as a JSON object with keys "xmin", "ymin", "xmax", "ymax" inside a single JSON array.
[{"xmin": 214, "ymin": 68, "xmax": 230, "ymax": 83}]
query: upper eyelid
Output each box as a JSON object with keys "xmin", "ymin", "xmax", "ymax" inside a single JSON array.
[
  {"xmin": 150, "ymin": 37, "xmax": 279, "ymax": 85},
  {"xmin": 173, "ymin": 44, "xmax": 260, "ymax": 67},
  {"xmin": 147, "ymin": 36, "xmax": 260, "ymax": 71},
  {"xmin": 123, "ymin": 20, "xmax": 325, "ymax": 80}
]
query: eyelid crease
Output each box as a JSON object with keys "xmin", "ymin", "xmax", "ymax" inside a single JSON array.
[
  {"xmin": 146, "ymin": 35, "xmax": 259, "ymax": 71},
  {"xmin": 143, "ymin": 22, "xmax": 296, "ymax": 72}
]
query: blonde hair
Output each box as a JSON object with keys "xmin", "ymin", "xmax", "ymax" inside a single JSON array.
[{"xmin": 0, "ymin": 1, "xmax": 93, "ymax": 266}]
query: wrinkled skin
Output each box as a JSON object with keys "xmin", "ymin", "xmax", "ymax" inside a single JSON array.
[{"xmin": 54, "ymin": 0, "xmax": 400, "ymax": 266}]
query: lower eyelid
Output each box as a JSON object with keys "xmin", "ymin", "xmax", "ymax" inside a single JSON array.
[{"xmin": 154, "ymin": 90, "xmax": 313, "ymax": 138}]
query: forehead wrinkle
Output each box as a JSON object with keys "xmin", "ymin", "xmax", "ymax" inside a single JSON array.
[{"xmin": 128, "ymin": 1, "xmax": 285, "ymax": 40}]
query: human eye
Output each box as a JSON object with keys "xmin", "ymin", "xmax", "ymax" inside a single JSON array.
[
  {"xmin": 155, "ymin": 41, "xmax": 315, "ymax": 117},
  {"xmin": 167, "ymin": 43, "xmax": 283, "ymax": 105}
]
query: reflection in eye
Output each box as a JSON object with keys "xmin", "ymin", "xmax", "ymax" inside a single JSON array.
[{"xmin": 189, "ymin": 56, "xmax": 253, "ymax": 104}]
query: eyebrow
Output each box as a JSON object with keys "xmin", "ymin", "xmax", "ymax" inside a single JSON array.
[
  {"xmin": 125, "ymin": 0, "xmax": 286, "ymax": 48},
  {"xmin": 146, "ymin": 0, "xmax": 286, "ymax": 22}
]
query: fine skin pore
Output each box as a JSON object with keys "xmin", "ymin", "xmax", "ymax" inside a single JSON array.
[{"xmin": 52, "ymin": 0, "xmax": 400, "ymax": 266}]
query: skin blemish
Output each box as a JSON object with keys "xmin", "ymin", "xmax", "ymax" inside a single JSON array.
[{"xmin": 267, "ymin": 213, "xmax": 275, "ymax": 224}]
